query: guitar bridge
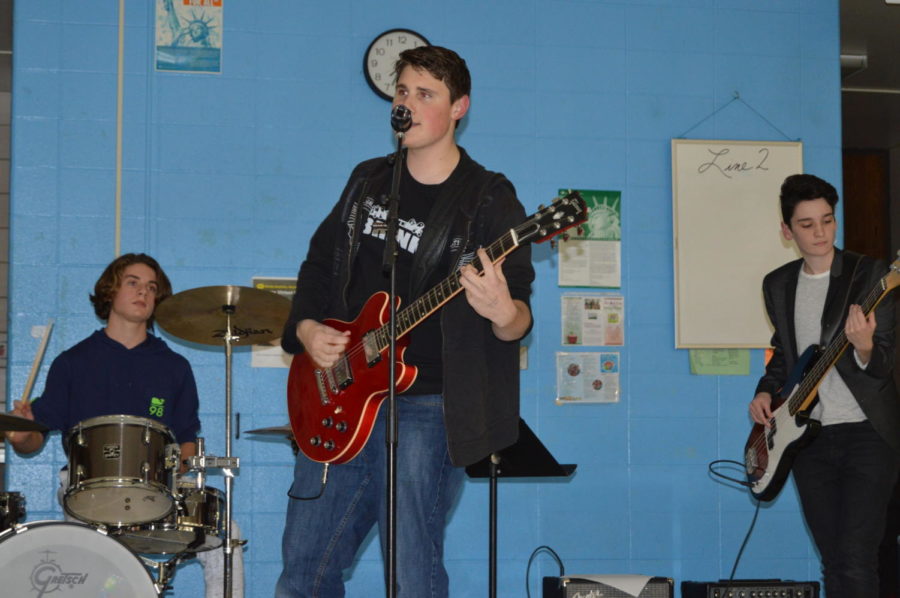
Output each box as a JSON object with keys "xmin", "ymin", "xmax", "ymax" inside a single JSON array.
[{"xmin": 314, "ymin": 369, "xmax": 331, "ymax": 405}]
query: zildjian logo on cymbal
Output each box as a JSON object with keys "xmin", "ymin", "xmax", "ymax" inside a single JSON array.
[{"xmin": 212, "ymin": 327, "xmax": 274, "ymax": 339}]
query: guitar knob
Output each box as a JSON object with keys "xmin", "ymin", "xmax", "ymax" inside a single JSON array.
[
  {"xmin": 322, "ymin": 417, "xmax": 333, "ymax": 428},
  {"xmin": 539, "ymin": 228, "xmax": 547, "ymax": 237},
  {"xmin": 566, "ymin": 215, "xmax": 574, "ymax": 223},
  {"xmin": 323, "ymin": 440, "xmax": 335, "ymax": 451},
  {"xmin": 310, "ymin": 436, "xmax": 321, "ymax": 446},
  {"xmin": 336, "ymin": 421, "xmax": 348, "ymax": 433}
]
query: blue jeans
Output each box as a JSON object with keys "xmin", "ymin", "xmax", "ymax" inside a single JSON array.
[
  {"xmin": 792, "ymin": 421, "xmax": 900, "ymax": 598},
  {"xmin": 275, "ymin": 394, "xmax": 464, "ymax": 598}
]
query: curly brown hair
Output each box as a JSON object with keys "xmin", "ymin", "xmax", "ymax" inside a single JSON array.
[{"xmin": 89, "ymin": 253, "xmax": 173, "ymax": 327}]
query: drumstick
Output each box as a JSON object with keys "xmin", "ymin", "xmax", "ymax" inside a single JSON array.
[{"xmin": 20, "ymin": 319, "xmax": 54, "ymax": 404}]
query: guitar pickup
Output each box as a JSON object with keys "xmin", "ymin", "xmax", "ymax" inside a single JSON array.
[
  {"xmin": 362, "ymin": 331, "xmax": 381, "ymax": 367},
  {"xmin": 332, "ymin": 354, "xmax": 353, "ymax": 390}
]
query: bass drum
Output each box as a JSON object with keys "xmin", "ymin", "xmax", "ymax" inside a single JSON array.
[{"xmin": 0, "ymin": 520, "xmax": 158, "ymax": 598}]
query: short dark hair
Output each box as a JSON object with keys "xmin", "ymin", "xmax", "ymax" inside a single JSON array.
[
  {"xmin": 393, "ymin": 45, "xmax": 471, "ymax": 103},
  {"xmin": 779, "ymin": 174, "xmax": 839, "ymax": 225},
  {"xmin": 90, "ymin": 253, "xmax": 172, "ymax": 327}
]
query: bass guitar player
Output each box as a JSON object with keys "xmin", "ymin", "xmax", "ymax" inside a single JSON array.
[{"xmin": 747, "ymin": 173, "xmax": 900, "ymax": 598}]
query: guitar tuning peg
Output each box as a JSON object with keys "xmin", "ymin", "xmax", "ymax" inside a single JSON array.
[
  {"xmin": 577, "ymin": 226, "xmax": 584, "ymax": 235},
  {"xmin": 550, "ymin": 238, "xmax": 557, "ymax": 250},
  {"xmin": 562, "ymin": 233, "xmax": 570, "ymax": 242}
]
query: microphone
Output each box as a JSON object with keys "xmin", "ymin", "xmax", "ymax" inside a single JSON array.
[{"xmin": 390, "ymin": 104, "xmax": 412, "ymax": 133}]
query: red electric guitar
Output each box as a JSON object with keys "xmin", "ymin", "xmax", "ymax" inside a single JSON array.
[
  {"xmin": 286, "ymin": 191, "xmax": 587, "ymax": 464},
  {"xmin": 744, "ymin": 255, "xmax": 900, "ymax": 501}
]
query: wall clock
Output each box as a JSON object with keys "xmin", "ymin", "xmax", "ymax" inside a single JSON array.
[{"xmin": 363, "ymin": 29, "xmax": 430, "ymax": 101}]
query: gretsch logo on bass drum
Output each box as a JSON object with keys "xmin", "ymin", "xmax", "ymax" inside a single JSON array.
[{"xmin": 30, "ymin": 551, "xmax": 89, "ymax": 597}]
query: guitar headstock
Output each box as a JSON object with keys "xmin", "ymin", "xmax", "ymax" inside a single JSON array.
[
  {"xmin": 885, "ymin": 251, "xmax": 900, "ymax": 291},
  {"xmin": 515, "ymin": 190, "xmax": 588, "ymax": 245}
]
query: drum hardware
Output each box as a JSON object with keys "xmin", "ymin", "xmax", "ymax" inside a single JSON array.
[
  {"xmin": 155, "ymin": 284, "xmax": 290, "ymax": 598},
  {"xmin": 0, "ymin": 492, "xmax": 26, "ymax": 533},
  {"xmin": 186, "ymin": 455, "xmax": 241, "ymax": 470},
  {"xmin": 139, "ymin": 550, "xmax": 190, "ymax": 595}
]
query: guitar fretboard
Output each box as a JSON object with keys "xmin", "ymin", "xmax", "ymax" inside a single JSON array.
[
  {"xmin": 788, "ymin": 274, "xmax": 889, "ymax": 415},
  {"xmin": 367, "ymin": 230, "xmax": 519, "ymax": 353}
]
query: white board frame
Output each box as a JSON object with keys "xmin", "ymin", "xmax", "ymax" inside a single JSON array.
[{"xmin": 672, "ymin": 139, "xmax": 803, "ymax": 348}]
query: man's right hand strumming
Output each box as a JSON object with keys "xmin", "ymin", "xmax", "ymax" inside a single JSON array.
[{"xmin": 296, "ymin": 319, "xmax": 351, "ymax": 369}]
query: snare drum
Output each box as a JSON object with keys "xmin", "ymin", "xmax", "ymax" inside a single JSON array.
[
  {"xmin": 0, "ymin": 520, "xmax": 158, "ymax": 597},
  {"xmin": 64, "ymin": 414, "xmax": 179, "ymax": 526},
  {"xmin": 114, "ymin": 481, "xmax": 226, "ymax": 555},
  {"xmin": 0, "ymin": 492, "xmax": 25, "ymax": 532}
]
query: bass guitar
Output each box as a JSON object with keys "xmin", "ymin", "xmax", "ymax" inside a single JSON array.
[
  {"xmin": 286, "ymin": 191, "xmax": 587, "ymax": 464},
  {"xmin": 744, "ymin": 256, "xmax": 900, "ymax": 500}
]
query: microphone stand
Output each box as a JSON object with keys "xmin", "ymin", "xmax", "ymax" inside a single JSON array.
[{"xmin": 381, "ymin": 116, "xmax": 407, "ymax": 598}]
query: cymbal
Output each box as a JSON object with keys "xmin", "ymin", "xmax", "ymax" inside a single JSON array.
[
  {"xmin": 0, "ymin": 412, "xmax": 48, "ymax": 433},
  {"xmin": 155, "ymin": 285, "xmax": 291, "ymax": 346},
  {"xmin": 245, "ymin": 425, "xmax": 293, "ymax": 437}
]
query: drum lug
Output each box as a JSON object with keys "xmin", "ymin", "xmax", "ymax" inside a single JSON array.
[
  {"xmin": 76, "ymin": 430, "xmax": 85, "ymax": 447},
  {"xmin": 74, "ymin": 464, "xmax": 85, "ymax": 482},
  {"xmin": 143, "ymin": 427, "xmax": 152, "ymax": 445},
  {"xmin": 141, "ymin": 461, "xmax": 150, "ymax": 481}
]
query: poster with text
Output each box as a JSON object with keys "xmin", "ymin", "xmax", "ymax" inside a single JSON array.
[
  {"xmin": 561, "ymin": 293, "xmax": 624, "ymax": 346},
  {"xmin": 156, "ymin": 0, "xmax": 222, "ymax": 73},
  {"xmin": 558, "ymin": 189, "xmax": 621, "ymax": 288},
  {"xmin": 250, "ymin": 276, "xmax": 295, "ymax": 368},
  {"xmin": 556, "ymin": 352, "xmax": 620, "ymax": 404}
]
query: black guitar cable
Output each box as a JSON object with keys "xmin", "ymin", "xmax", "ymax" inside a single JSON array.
[
  {"xmin": 708, "ymin": 458, "xmax": 763, "ymax": 596},
  {"xmin": 525, "ymin": 545, "xmax": 564, "ymax": 598}
]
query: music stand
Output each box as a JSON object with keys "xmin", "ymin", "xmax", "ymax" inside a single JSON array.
[{"xmin": 466, "ymin": 419, "xmax": 576, "ymax": 598}]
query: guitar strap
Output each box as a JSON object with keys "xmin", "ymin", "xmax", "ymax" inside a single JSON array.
[{"xmin": 819, "ymin": 251, "xmax": 862, "ymax": 346}]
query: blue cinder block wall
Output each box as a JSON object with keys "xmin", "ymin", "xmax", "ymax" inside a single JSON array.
[{"xmin": 7, "ymin": 1, "xmax": 841, "ymax": 596}]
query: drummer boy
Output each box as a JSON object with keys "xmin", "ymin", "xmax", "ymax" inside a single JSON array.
[{"xmin": 5, "ymin": 252, "xmax": 200, "ymax": 459}]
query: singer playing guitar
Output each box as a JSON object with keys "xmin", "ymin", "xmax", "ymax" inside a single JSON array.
[
  {"xmin": 275, "ymin": 45, "xmax": 534, "ymax": 598},
  {"xmin": 747, "ymin": 174, "xmax": 900, "ymax": 598}
]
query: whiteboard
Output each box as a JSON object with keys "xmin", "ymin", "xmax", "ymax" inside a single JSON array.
[{"xmin": 672, "ymin": 139, "xmax": 803, "ymax": 348}]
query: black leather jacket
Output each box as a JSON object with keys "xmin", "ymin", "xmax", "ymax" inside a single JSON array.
[
  {"xmin": 282, "ymin": 148, "xmax": 535, "ymax": 466},
  {"xmin": 755, "ymin": 248, "xmax": 900, "ymax": 454}
]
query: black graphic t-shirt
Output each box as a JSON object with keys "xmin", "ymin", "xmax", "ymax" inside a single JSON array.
[{"xmin": 347, "ymin": 164, "xmax": 452, "ymax": 394}]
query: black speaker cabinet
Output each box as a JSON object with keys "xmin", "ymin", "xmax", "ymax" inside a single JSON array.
[
  {"xmin": 681, "ymin": 579, "xmax": 820, "ymax": 598},
  {"xmin": 543, "ymin": 576, "xmax": 673, "ymax": 598}
]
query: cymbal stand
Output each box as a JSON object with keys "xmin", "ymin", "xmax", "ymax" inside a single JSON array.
[{"xmin": 186, "ymin": 306, "xmax": 241, "ymax": 598}]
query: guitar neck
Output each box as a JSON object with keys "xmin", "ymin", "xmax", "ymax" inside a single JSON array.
[
  {"xmin": 788, "ymin": 273, "xmax": 890, "ymax": 415},
  {"xmin": 368, "ymin": 229, "xmax": 520, "ymax": 353}
]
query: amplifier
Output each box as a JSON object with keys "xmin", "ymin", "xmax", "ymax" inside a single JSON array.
[
  {"xmin": 543, "ymin": 576, "xmax": 673, "ymax": 598},
  {"xmin": 681, "ymin": 579, "xmax": 820, "ymax": 598}
]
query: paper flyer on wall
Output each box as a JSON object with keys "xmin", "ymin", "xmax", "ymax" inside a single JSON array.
[
  {"xmin": 250, "ymin": 276, "xmax": 295, "ymax": 368},
  {"xmin": 561, "ymin": 293, "xmax": 624, "ymax": 346},
  {"xmin": 156, "ymin": 0, "xmax": 223, "ymax": 73},
  {"xmin": 558, "ymin": 189, "xmax": 621, "ymax": 288},
  {"xmin": 556, "ymin": 352, "xmax": 620, "ymax": 404}
]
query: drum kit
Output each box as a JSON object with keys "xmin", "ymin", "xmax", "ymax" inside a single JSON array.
[{"xmin": 0, "ymin": 285, "xmax": 292, "ymax": 597}]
